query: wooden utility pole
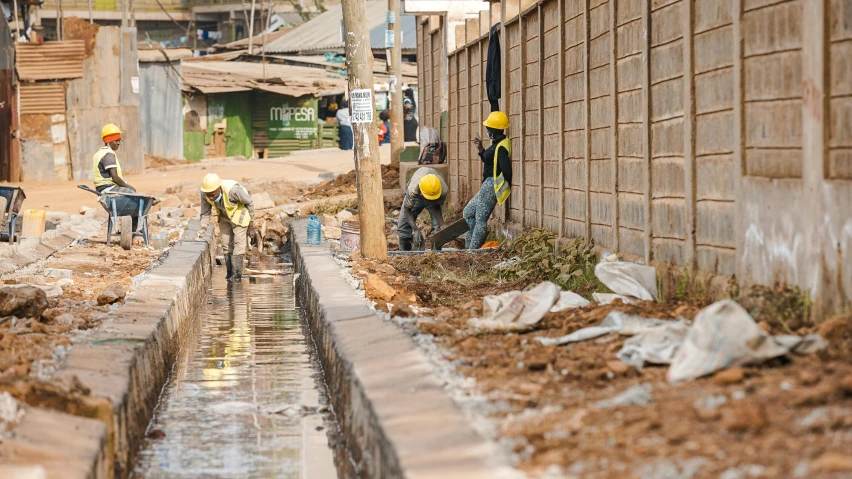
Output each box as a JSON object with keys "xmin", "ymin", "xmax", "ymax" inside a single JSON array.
[
  {"xmin": 388, "ymin": 0, "xmax": 403, "ymax": 163},
  {"xmin": 248, "ymin": 0, "xmax": 256, "ymax": 54},
  {"xmin": 342, "ymin": 0, "xmax": 388, "ymax": 260}
]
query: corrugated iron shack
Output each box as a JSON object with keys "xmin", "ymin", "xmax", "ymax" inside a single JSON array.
[{"xmin": 138, "ymin": 48, "xmax": 191, "ymax": 162}]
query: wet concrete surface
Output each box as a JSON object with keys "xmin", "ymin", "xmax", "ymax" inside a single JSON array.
[{"xmin": 132, "ymin": 259, "xmax": 348, "ymax": 478}]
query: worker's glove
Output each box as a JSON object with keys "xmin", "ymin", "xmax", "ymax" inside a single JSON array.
[{"xmin": 197, "ymin": 227, "xmax": 207, "ymax": 239}]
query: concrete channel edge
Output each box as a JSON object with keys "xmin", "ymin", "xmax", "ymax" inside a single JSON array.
[
  {"xmin": 291, "ymin": 219, "xmax": 516, "ymax": 479},
  {"xmin": 1, "ymin": 221, "xmax": 214, "ymax": 479}
]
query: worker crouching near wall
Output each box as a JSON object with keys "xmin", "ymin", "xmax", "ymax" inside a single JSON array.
[
  {"xmin": 464, "ymin": 111, "xmax": 513, "ymax": 249},
  {"xmin": 198, "ymin": 173, "xmax": 255, "ymax": 280}
]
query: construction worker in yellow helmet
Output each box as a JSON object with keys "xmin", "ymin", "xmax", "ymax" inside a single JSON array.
[
  {"xmin": 466, "ymin": 111, "xmax": 513, "ymax": 249},
  {"xmin": 397, "ymin": 167, "xmax": 447, "ymax": 251},
  {"xmin": 93, "ymin": 123, "xmax": 136, "ymax": 194},
  {"xmin": 93, "ymin": 123, "xmax": 144, "ymax": 245},
  {"xmin": 198, "ymin": 173, "xmax": 255, "ymax": 280}
]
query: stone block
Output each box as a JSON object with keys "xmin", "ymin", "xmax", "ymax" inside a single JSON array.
[
  {"xmin": 41, "ymin": 230, "xmax": 58, "ymax": 240},
  {"xmin": 43, "ymin": 268, "xmax": 72, "ymax": 279}
]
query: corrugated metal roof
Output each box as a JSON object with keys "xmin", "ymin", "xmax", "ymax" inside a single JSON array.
[
  {"xmin": 15, "ymin": 41, "xmax": 85, "ymax": 81},
  {"xmin": 368, "ymin": 14, "xmax": 417, "ymax": 51},
  {"xmin": 264, "ymin": 1, "xmax": 415, "ymax": 54},
  {"xmin": 138, "ymin": 48, "xmax": 194, "ymax": 62},
  {"xmin": 19, "ymin": 82, "xmax": 66, "ymax": 114},
  {"xmin": 182, "ymin": 61, "xmax": 350, "ymax": 97}
]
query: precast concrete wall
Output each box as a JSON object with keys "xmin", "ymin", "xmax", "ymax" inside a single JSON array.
[{"xmin": 418, "ymin": 0, "xmax": 852, "ymax": 316}]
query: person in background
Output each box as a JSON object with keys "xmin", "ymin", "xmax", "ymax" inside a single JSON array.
[
  {"xmin": 93, "ymin": 123, "xmax": 144, "ymax": 244},
  {"xmin": 397, "ymin": 167, "xmax": 447, "ymax": 251},
  {"xmin": 336, "ymin": 100, "xmax": 353, "ymax": 150},
  {"xmin": 403, "ymin": 102, "xmax": 418, "ymax": 142},
  {"xmin": 378, "ymin": 110, "xmax": 391, "ymax": 145},
  {"xmin": 198, "ymin": 173, "xmax": 254, "ymax": 281},
  {"xmin": 93, "ymin": 123, "xmax": 135, "ymax": 194},
  {"xmin": 464, "ymin": 111, "xmax": 512, "ymax": 249}
]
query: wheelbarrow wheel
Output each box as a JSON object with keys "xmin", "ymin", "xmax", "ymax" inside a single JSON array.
[{"xmin": 120, "ymin": 216, "xmax": 133, "ymax": 250}]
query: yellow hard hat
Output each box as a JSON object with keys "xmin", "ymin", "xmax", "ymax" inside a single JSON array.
[
  {"xmin": 419, "ymin": 173, "xmax": 442, "ymax": 201},
  {"xmin": 201, "ymin": 173, "xmax": 222, "ymax": 193},
  {"xmin": 483, "ymin": 111, "xmax": 509, "ymax": 130},
  {"xmin": 101, "ymin": 123, "xmax": 122, "ymax": 138}
]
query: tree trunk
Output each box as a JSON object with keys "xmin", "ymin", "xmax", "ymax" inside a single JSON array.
[
  {"xmin": 388, "ymin": 0, "xmax": 403, "ymax": 164},
  {"xmin": 342, "ymin": 0, "xmax": 388, "ymax": 260}
]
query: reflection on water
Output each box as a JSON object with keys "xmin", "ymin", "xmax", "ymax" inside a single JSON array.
[{"xmin": 132, "ymin": 268, "xmax": 341, "ymax": 479}]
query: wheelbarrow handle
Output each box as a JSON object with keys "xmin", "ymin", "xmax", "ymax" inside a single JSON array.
[{"xmin": 77, "ymin": 185, "xmax": 100, "ymax": 196}]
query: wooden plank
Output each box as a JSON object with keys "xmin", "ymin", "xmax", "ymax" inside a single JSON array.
[
  {"xmin": 643, "ymin": 0, "xmax": 652, "ymax": 263},
  {"xmin": 683, "ymin": 0, "xmax": 696, "ymax": 268}
]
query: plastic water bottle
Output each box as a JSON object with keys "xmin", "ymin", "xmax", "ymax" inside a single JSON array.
[{"xmin": 307, "ymin": 215, "xmax": 322, "ymax": 245}]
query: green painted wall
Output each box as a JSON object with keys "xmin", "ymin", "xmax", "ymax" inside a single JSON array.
[
  {"xmin": 224, "ymin": 92, "xmax": 253, "ymax": 158},
  {"xmin": 184, "ymin": 131, "xmax": 205, "ymax": 161}
]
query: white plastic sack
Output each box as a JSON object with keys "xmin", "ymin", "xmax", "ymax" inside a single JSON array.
[
  {"xmin": 595, "ymin": 261, "xmax": 657, "ymax": 302},
  {"xmin": 470, "ymin": 281, "xmax": 561, "ymax": 332},
  {"xmin": 667, "ymin": 299, "xmax": 826, "ymax": 382},
  {"xmin": 617, "ymin": 321, "xmax": 689, "ymax": 369},
  {"xmin": 550, "ymin": 291, "xmax": 591, "ymax": 312},
  {"xmin": 536, "ymin": 311, "xmax": 670, "ymax": 346},
  {"xmin": 592, "ymin": 293, "xmax": 639, "ymax": 305}
]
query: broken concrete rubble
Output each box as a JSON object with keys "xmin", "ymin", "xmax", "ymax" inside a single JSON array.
[
  {"xmin": 96, "ymin": 283, "xmax": 127, "ymax": 305},
  {"xmin": 0, "ymin": 286, "xmax": 48, "ymax": 318}
]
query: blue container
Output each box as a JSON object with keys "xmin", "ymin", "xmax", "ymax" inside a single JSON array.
[{"xmin": 307, "ymin": 215, "xmax": 322, "ymax": 245}]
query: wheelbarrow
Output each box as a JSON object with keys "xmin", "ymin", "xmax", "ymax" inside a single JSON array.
[
  {"xmin": 0, "ymin": 186, "xmax": 26, "ymax": 245},
  {"xmin": 77, "ymin": 185, "xmax": 156, "ymax": 250}
]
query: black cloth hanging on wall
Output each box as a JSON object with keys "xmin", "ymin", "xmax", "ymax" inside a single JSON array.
[{"xmin": 485, "ymin": 22, "xmax": 502, "ymax": 112}]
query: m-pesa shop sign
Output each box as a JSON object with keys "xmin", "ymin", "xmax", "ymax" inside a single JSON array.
[{"xmin": 267, "ymin": 98, "xmax": 318, "ymax": 140}]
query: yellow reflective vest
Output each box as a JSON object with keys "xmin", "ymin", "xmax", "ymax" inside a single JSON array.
[
  {"xmin": 92, "ymin": 146, "xmax": 123, "ymax": 189},
  {"xmin": 493, "ymin": 138, "xmax": 512, "ymax": 205},
  {"xmin": 205, "ymin": 180, "xmax": 251, "ymax": 227}
]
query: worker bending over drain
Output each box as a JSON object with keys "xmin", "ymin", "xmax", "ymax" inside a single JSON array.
[
  {"xmin": 198, "ymin": 173, "xmax": 255, "ymax": 280},
  {"xmin": 397, "ymin": 168, "xmax": 447, "ymax": 251}
]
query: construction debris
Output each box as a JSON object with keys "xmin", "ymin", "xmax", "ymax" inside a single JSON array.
[
  {"xmin": 667, "ymin": 299, "xmax": 826, "ymax": 382},
  {"xmin": 0, "ymin": 286, "xmax": 49, "ymax": 319},
  {"xmin": 97, "ymin": 283, "xmax": 127, "ymax": 305},
  {"xmin": 469, "ymin": 281, "xmax": 561, "ymax": 332}
]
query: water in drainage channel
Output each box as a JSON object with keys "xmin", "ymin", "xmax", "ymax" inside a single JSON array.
[{"xmin": 132, "ymin": 257, "xmax": 355, "ymax": 478}]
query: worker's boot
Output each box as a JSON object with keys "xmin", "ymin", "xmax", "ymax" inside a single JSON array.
[
  {"xmin": 231, "ymin": 255, "xmax": 244, "ymax": 281},
  {"xmin": 224, "ymin": 254, "xmax": 234, "ymax": 279},
  {"xmin": 399, "ymin": 238, "xmax": 412, "ymax": 251}
]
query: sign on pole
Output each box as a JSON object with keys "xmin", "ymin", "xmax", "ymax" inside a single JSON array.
[{"xmin": 350, "ymin": 88, "xmax": 374, "ymax": 123}]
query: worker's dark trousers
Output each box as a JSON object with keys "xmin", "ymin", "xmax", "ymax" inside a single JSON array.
[{"xmin": 396, "ymin": 194, "xmax": 442, "ymax": 251}]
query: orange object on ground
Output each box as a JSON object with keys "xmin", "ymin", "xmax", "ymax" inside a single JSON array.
[{"xmin": 482, "ymin": 241, "xmax": 499, "ymax": 248}]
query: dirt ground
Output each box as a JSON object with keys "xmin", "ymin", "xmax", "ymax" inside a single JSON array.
[
  {"xmin": 350, "ymin": 249, "xmax": 852, "ymax": 478},
  {"xmin": 11, "ymin": 147, "xmax": 392, "ymax": 214},
  {"xmin": 0, "ymin": 238, "xmax": 162, "ymax": 415}
]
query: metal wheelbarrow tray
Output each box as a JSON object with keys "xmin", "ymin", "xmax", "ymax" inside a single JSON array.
[
  {"xmin": 0, "ymin": 186, "xmax": 26, "ymax": 245},
  {"xmin": 77, "ymin": 185, "xmax": 156, "ymax": 250}
]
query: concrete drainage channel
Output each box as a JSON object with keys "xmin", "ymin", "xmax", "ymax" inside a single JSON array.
[
  {"xmin": 3, "ymin": 219, "xmax": 357, "ymax": 478},
  {"xmin": 291, "ymin": 218, "xmax": 517, "ymax": 479}
]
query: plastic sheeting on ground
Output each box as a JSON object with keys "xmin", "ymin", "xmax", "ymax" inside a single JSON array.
[
  {"xmin": 536, "ymin": 311, "xmax": 673, "ymax": 346},
  {"xmin": 469, "ymin": 281, "xmax": 592, "ymax": 332},
  {"xmin": 551, "ymin": 291, "xmax": 591, "ymax": 312},
  {"xmin": 470, "ymin": 281, "xmax": 561, "ymax": 332},
  {"xmin": 594, "ymin": 261, "xmax": 658, "ymax": 303},
  {"xmin": 666, "ymin": 299, "xmax": 826, "ymax": 382},
  {"xmin": 536, "ymin": 299, "xmax": 827, "ymax": 382}
]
